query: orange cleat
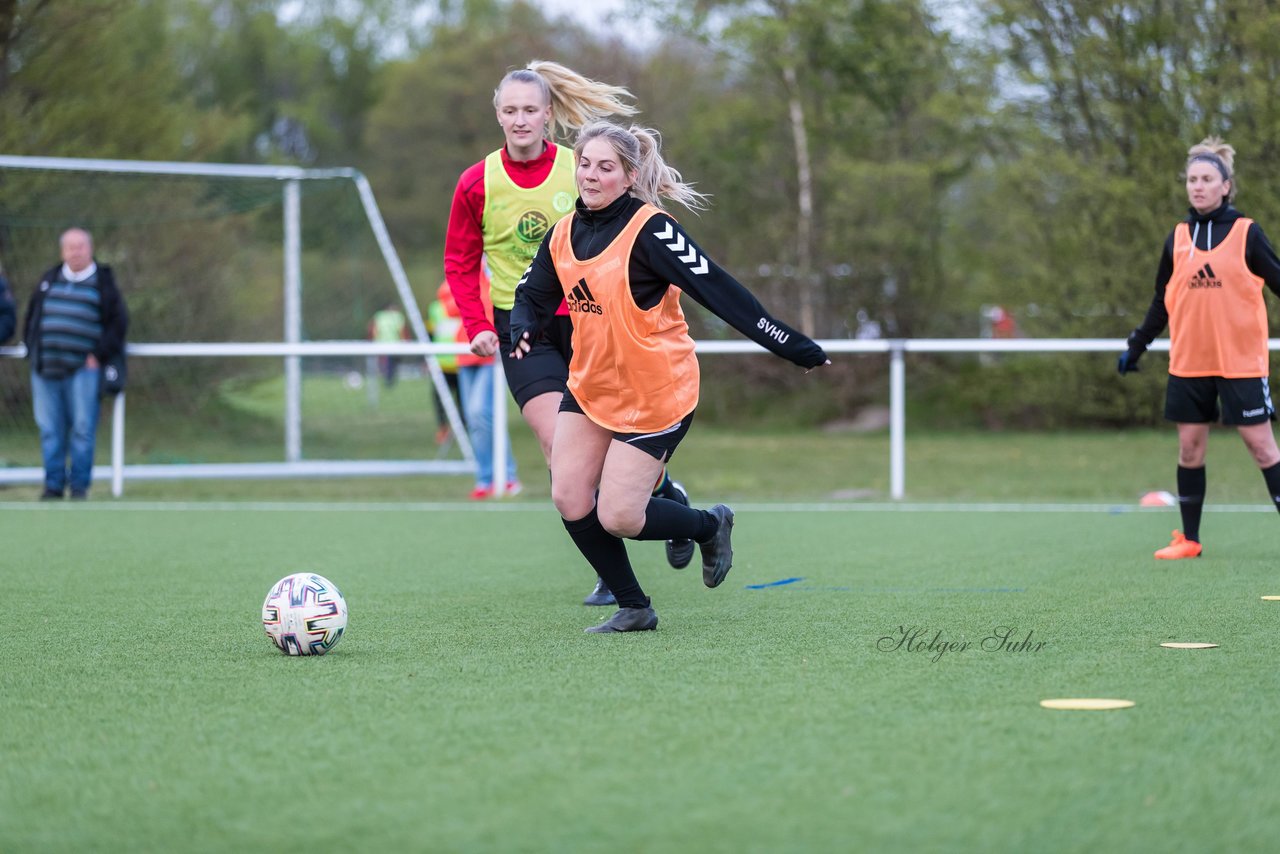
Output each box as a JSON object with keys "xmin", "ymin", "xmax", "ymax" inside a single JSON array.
[
  {"xmin": 1154, "ymin": 530, "xmax": 1202, "ymax": 560},
  {"xmin": 469, "ymin": 485, "xmax": 493, "ymax": 501}
]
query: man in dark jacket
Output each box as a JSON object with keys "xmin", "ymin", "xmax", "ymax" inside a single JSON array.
[
  {"xmin": 0, "ymin": 264, "xmax": 15, "ymax": 343},
  {"xmin": 23, "ymin": 228, "xmax": 128, "ymax": 500}
]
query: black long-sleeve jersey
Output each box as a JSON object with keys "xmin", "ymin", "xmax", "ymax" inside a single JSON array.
[
  {"xmin": 510, "ymin": 194, "xmax": 828, "ymax": 369},
  {"xmin": 0, "ymin": 275, "xmax": 15, "ymax": 344},
  {"xmin": 1128, "ymin": 202, "xmax": 1280, "ymax": 348}
]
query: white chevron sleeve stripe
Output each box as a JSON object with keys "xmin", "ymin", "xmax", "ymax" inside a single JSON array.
[{"xmin": 651, "ymin": 222, "xmax": 710, "ymax": 275}]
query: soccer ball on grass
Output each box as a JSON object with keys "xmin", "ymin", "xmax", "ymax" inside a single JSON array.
[{"xmin": 262, "ymin": 573, "xmax": 348, "ymax": 656}]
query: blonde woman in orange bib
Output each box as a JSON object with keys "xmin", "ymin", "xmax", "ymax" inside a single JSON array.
[
  {"xmin": 1119, "ymin": 137, "xmax": 1280, "ymax": 559},
  {"xmin": 510, "ymin": 121, "xmax": 829, "ymax": 632}
]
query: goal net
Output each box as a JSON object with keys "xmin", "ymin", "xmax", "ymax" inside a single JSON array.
[{"xmin": 0, "ymin": 156, "xmax": 475, "ymax": 491}]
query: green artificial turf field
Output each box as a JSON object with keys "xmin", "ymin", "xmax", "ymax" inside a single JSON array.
[{"xmin": 2, "ymin": 502, "xmax": 1278, "ymax": 852}]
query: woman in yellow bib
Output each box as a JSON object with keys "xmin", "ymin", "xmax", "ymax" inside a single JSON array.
[
  {"xmin": 511, "ymin": 122, "xmax": 829, "ymax": 632},
  {"xmin": 1119, "ymin": 137, "xmax": 1280, "ymax": 559}
]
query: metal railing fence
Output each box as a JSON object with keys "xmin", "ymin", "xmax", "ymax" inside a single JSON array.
[{"xmin": 1, "ymin": 337, "xmax": 1171, "ymax": 498}]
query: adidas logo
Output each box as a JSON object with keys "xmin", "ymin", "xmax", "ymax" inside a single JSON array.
[
  {"xmin": 567, "ymin": 278, "xmax": 603, "ymax": 315},
  {"xmin": 1188, "ymin": 262, "xmax": 1222, "ymax": 289}
]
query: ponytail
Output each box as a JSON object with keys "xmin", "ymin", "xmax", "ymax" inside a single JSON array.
[{"xmin": 494, "ymin": 61, "xmax": 637, "ymax": 141}]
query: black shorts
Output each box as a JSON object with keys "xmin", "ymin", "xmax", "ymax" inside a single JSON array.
[
  {"xmin": 1164, "ymin": 375, "xmax": 1276, "ymax": 425},
  {"xmin": 560, "ymin": 390, "xmax": 695, "ymax": 462},
  {"xmin": 494, "ymin": 308, "xmax": 574, "ymax": 409}
]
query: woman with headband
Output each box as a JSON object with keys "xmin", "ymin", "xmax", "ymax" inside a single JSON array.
[{"xmin": 1119, "ymin": 137, "xmax": 1280, "ymax": 559}]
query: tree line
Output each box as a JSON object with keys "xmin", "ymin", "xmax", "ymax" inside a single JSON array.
[{"xmin": 4, "ymin": 0, "xmax": 1280, "ymax": 426}]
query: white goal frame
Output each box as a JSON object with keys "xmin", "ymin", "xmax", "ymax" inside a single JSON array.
[{"xmin": 0, "ymin": 154, "xmax": 493, "ymax": 491}]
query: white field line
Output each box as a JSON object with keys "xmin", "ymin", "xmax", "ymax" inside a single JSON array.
[{"xmin": 0, "ymin": 501, "xmax": 1272, "ymax": 513}]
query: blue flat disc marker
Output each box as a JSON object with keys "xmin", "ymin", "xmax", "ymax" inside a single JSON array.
[{"xmin": 745, "ymin": 577, "xmax": 804, "ymax": 590}]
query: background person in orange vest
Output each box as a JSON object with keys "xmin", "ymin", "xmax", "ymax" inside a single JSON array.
[
  {"xmin": 426, "ymin": 290, "xmax": 464, "ymax": 444},
  {"xmin": 443, "ymin": 60, "xmax": 696, "ymax": 607},
  {"xmin": 510, "ymin": 121, "xmax": 829, "ymax": 633},
  {"xmin": 435, "ymin": 272, "xmax": 520, "ymax": 499},
  {"xmin": 1119, "ymin": 136, "xmax": 1280, "ymax": 559}
]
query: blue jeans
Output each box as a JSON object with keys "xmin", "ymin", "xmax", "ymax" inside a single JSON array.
[
  {"xmin": 457, "ymin": 362, "xmax": 517, "ymax": 489},
  {"xmin": 31, "ymin": 366, "xmax": 101, "ymax": 494}
]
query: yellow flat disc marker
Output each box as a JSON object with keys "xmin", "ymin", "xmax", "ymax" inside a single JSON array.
[
  {"xmin": 1159, "ymin": 642, "xmax": 1218, "ymax": 649},
  {"xmin": 1040, "ymin": 698, "xmax": 1135, "ymax": 711}
]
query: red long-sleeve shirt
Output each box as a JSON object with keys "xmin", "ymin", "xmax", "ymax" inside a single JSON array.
[{"xmin": 443, "ymin": 142, "xmax": 570, "ymax": 342}]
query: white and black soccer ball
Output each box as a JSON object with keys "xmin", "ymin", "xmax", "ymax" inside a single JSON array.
[{"xmin": 262, "ymin": 573, "xmax": 348, "ymax": 656}]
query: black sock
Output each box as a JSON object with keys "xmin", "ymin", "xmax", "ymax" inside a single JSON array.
[
  {"xmin": 1261, "ymin": 462, "xmax": 1280, "ymax": 516},
  {"xmin": 562, "ymin": 507, "xmax": 649, "ymax": 608},
  {"xmin": 652, "ymin": 468, "xmax": 684, "ymax": 500},
  {"xmin": 635, "ymin": 497, "xmax": 713, "ymax": 542},
  {"xmin": 1177, "ymin": 465, "xmax": 1206, "ymax": 543}
]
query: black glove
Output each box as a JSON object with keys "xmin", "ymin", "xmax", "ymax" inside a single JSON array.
[
  {"xmin": 1117, "ymin": 332, "xmax": 1146, "ymax": 375},
  {"xmin": 508, "ymin": 323, "xmax": 534, "ymax": 358}
]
